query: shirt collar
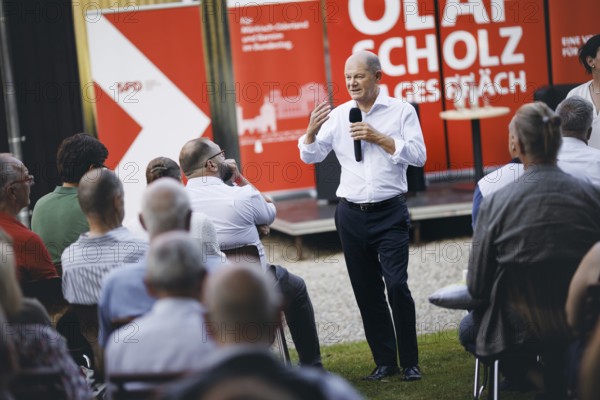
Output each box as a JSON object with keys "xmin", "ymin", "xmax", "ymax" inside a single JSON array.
[
  {"xmin": 153, "ymin": 298, "xmax": 204, "ymax": 314},
  {"xmin": 364, "ymin": 90, "xmax": 390, "ymax": 113},
  {"xmin": 186, "ymin": 176, "xmax": 224, "ymax": 188},
  {"xmin": 54, "ymin": 186, "xmax": 79, "ymax": 194},
  {"xmin": 562, "ymin": 136, "xmax": 588, "ymax": 146}
]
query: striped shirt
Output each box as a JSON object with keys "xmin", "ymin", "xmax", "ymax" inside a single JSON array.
[{"xmin": 61, "ymin": 226, "xmax": 149, "ymax": 305}]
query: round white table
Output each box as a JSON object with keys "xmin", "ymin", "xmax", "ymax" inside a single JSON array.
[{"xmin": 440, "ymin": 106, "xmax": 511, "ymax": 182}]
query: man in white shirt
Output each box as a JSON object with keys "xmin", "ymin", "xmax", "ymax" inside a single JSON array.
[
  {"xmin": 299, "ymin": 51, "xmax": 427, "ymax": 381},
  {"xmin": 179, "ymin": 138, "xmax": 322, "ymax": 368},
  {"xmin": 105, "ymin": 231, "xmax": 215, "ymax": 374},
  {"xmin": 556, "ymin": 96, "xmax": 600, "ymax": 187}
]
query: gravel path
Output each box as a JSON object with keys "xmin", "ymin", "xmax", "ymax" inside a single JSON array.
[{"xmin": 263, "ymin": 233, "xmax": 472, "ymax": 346}]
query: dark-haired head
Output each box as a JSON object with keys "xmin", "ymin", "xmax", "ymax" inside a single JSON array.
[
  {"xmin": 145, "ymin": 157, "xmax": 181, "ymax": 184},
  {"xmin": 57, "ymin": 133, "xmax": 109, "ymax": 184},
  {"xmin": 509, "ymin": 102, "xmax": 562, "ymax": 165},
  {"xmin": 578, "ymin": 34, "xmax": 600, "ymax": 75}
]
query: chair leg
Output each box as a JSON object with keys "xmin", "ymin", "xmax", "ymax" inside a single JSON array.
[
  {"xmin": 275, "ymin": 325, "xmax": 291, "ymax": 366},
  {"xmin": 490, "ymin": 359, "xmax": 500, "ymax": 400},
  {"xmin": 473, "ymin": 357, "xmax": 488, "ymax": 400}
]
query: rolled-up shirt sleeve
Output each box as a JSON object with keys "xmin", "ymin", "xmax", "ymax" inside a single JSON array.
[{"xmin": 389, "ymin": 105, "xmax": 426, "ymax": 166}]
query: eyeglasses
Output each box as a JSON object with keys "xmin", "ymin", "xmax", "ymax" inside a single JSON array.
[
  {"xmin": 205, "ymin": 150, "xmax": 225, "ymax": 166},
  {"xmin": 11, "ymin": 174, "xmax": 34, "ymax": 186}
]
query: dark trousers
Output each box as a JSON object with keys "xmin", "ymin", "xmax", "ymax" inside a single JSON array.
[
  {"xmin": 271, "ymin": 264, "xmax": 322, "ymax": 367},
  {"xmin": 335, "ymin": 197, "xmax": 418, "ymax": 368}
]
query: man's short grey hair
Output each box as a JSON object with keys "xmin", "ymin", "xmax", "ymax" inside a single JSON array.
[
  {"xmin": 365, "ymin": 52, "xmax": 382, "ymax": 75},
  {"xmin": 556, "ymin": 96, "xmax": 594, "ymax": 135},
  {"xmin": 145, "ymin": 231, "xmax": 206, "ymax": 293},
  {"xmin": 0, "ymin": 154, "xmax": 21, "ymax": 197},
  {"xmin": 141, "ymin": 178, "xmax": 190, "ymax": 236}
]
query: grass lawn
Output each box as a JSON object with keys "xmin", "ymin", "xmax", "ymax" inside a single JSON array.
[{"xmin": 292, "ymin": 332, "xmax": 537, "ymax": 400}]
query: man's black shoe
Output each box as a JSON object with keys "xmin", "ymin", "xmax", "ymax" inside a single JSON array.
[
  {"xmin": 362, "ymin": 366, "xmax": 400, "ymax": 381},
  {"xmin": 402, "ymin": 366, "xmax": 422, "ymax": 381}
]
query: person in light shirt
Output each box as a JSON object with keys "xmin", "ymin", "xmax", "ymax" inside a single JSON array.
[
  {"xmin": 298, "ymin": 50, "xmax": 426, "ymax": 382},
  {"xmin": 556, "ymin": 96, "xmax": 600, "ymax": 187}
]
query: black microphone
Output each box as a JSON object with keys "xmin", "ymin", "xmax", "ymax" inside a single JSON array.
[{"xmin": 349, "ymin": 107, "xmax": 362, "ymax": 162}]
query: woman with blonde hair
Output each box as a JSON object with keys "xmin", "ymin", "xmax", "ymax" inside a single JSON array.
[{"xmin": 461, "ymin": 102, "xmax": 600, "ymax": 398}]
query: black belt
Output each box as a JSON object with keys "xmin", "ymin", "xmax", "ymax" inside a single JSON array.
[{"xmin": 340, "ymin": 195, "xmax": 404, "ymax": 212}]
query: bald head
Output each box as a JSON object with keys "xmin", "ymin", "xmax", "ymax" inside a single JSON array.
[
  {"xmin": 78, "ymin": 168, "xmax": 124, "ymax": 221},
  {"xmin": 179, "ymin": 138, "xmax": 217, "ymax": 178},
  {"xmin": 204, "ymin": 266, "xmax": 281, "ymax": 347},
  {"xmin": 140, "ymin": 178, "xmax": 191, "ymax": 238},
  {"xmin": 346, "ymin": 50, "xmax": 381, "ymax": 75}
]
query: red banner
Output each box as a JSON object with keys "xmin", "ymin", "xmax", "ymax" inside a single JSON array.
[
  {"xmin": 438, "ymin": 0, "xmax": 548, "ymax": 169},
  {"xmin": 326, "ymin": 0, "xmax": 446, "ymax": 172},
  {"xmin": 87, "ymin": 4, "xmax": 213, "ymax": 219},
  {"xmin": 548, "ymin": 1, "xmax": 600, "ymax": 85},
  {"xmin": 227, "ymin": 0, "xmax": 328, "ymax": 192}
]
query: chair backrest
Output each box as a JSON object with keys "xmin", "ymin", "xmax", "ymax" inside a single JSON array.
[
  {"xmin": 222, "ymin": 245, "xmax": 261, "ymax": 269},
  {"xmin": 108, "ymin": 372, "xmax": 187, "ymax": 400},
  {"xmin": 502, "ymin": 262, "xmax": 578, "ymax": 346},
  {"xmin": 20, "ymin": 277, "xmax": 66, "ymax": 308},
  {"xmin": 69, "ymin": 304, "xmax": 103, "ymax": 377},
  {"xmin": 533, "ymin": 84, "xmax": 580, "ymax": 110}
]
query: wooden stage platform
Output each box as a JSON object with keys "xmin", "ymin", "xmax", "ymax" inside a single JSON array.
[{"xmin": 271, "ymin": 180, "xmax": 474, "ymax": 251}]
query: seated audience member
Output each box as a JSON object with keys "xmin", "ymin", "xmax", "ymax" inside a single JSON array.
[
  {"xmin": 556, "ymin": 96, "xmax": 600, "ymax": 187},
  {"xmin": 0, "ymin": 229, "xmax": 51, "ymax": 326},
  {"xmin": 0, "ymin": 154, "xmax": 58, "ymax": 285},
  {"xmin": 99, "ymin": 178, "xmax": 225, "ymax": 348},
  {"xmin": 105, "ymin": 232, "xmax": 215, "ymax": 374},
  {"xmin": 61, "ymin": 168, "xmax": 148, "ymax": 305},
  {"xmin": 124, "ymin": 157, "xmax": 223, "ymax": 259},
  {"xmin": 31, "ymin": 133, "xmax": 109, "ymax": 267},
  {"xmin": 0, "ymin": 305, "xmax": 17, "ymax": 400},
  {"xmin": 0, "ymin": 235, "xmax": 92, "ymax": 400},
  {"xmin": 461, "ymin": 102, "xmax": 600, "ymax": 395},
  {"xmin": 160, "ymin": 266, "xmax": 363, "ymax": 400},
  {"xmin": 566, "ymin": 242, "xmax": 600, "ymax": 334},
  {"xmin": 180, "ymin": 138, "xmax": 322, "ymax": 368},
  {"xmin": 564, "ymin": 242, "xmax": 600, "ymax": 396}
]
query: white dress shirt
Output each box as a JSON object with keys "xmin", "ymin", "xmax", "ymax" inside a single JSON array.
[
  {"xmin": 558, "ymin": 136, "xmax": 600, "ymax": 187},
  {"xmin": 568, "ymin": 82, "xmax": 600, "ymax": 150},
  {"xmin": 105, "ymin": 298, "xmax": 216, "ymax": 374},
  {"xmin": 298, "ymin": 92, "xmax": 426, "ymax": 203},
  {"xmin": 185, "ymin": 177, "xmax": 276, "ymax": 270},
  {"xmin": 477, "ymin": 163, "xmax": 524, "ymax": 198}
]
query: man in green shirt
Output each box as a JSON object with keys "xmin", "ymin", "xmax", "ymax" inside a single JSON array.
[{"xmin": 31, "ymin": 134, "xmax": 108, "ymax": 268}]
